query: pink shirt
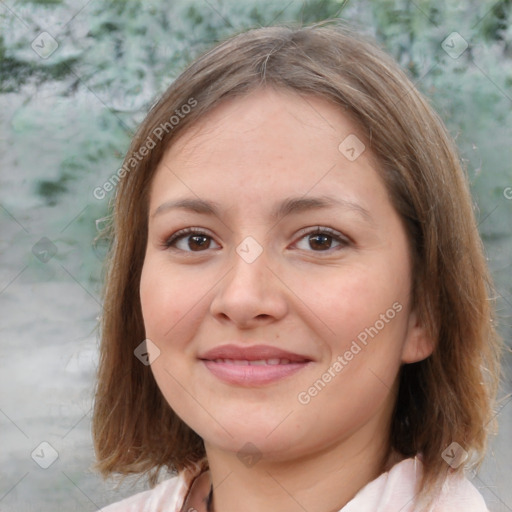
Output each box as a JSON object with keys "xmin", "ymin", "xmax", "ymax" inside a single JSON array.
[{"xmin": 101, "ymin": 457, "xmax": 488, "ymax": 511}]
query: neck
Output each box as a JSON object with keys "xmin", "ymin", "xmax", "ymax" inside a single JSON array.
[{"xmin": 204, "ymin": 425, "xmax": 395, "ymax": 512}]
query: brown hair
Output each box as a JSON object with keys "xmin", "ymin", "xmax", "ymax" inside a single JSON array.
[{"xmin": 92, "ymin": 22, "xmax": 502, "ymax": 505}]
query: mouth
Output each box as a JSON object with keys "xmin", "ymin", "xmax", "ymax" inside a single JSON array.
[
  {"xmin": 199, "ymin": 344, "xmax": 312, "ymax": 386},
  {"xmin": 208, "ymin": 358, "xmax": 300, "ymax": 365}
]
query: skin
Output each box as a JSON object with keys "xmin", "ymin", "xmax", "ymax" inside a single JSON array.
[{"xmin": 140, "ymin": 88, "xmax": 433, "ymax": 512}]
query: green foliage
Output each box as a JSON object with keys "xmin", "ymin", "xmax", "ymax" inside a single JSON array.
[
  {"xmin": 35, "ymin": 178, "xmax": 69, "ymax": 205},
  {"xmin": 1, "ymin": 0, "xmax": 511, "ymax": 312}
]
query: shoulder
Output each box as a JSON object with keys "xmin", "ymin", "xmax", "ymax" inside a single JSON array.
[
  {"xmin": 434, "ymin": 470, "xmax": 489, "ymax": 512},
  {"xmin": 342, "ymin": 457, "xmax": 488, "ymax": 512},
  {"xmin": 389, "ymin": 458, "xmax": 488, "ymax": 511},
  {"xmin": 388, "ymin": 458, "xmax": 489, "ymax": 512},
  {"xmin": 101, "ymin": 474, "xmax": 187, "ymax": 512}
]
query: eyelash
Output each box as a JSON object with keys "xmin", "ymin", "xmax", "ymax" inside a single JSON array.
[{"xmin": 162, "ymin": 226, "xmax": 350, "ymax": 254}]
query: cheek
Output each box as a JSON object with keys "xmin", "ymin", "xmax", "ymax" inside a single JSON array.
[
  {"xmin": 297, "ymin": 262, "xmax": 409, "ymax": 348},
  {"xmin": 139, "ymin": 257, "xmax": 203, "ymax": 344},
  {"xmin": 139, "ymin": 258, "xmax": 204, "ymax": 422}
]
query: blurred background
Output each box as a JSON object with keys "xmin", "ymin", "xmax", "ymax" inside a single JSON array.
[{"xmin": 0, "ymin": 0, "xmax": 511, "ymax": 510}]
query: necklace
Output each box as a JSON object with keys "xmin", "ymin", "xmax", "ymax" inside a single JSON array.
[{"xmin": 206, "ymin": 484, "xmax": 214, "ymax": 512}]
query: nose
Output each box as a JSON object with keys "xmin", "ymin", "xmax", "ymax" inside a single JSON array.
[{"xmin": 209, "ymin": 242, "xmax": 288, "ymax": 329}]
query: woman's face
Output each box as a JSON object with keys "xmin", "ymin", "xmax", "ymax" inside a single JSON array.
[{"xmin": 140, "ymin": 88, "xmax": 431, "ymax": 462}]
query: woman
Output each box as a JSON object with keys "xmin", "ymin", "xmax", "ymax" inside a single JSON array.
[{"xmin": 93, "ymin": 23, "xmax": 501, "ymax": 511}]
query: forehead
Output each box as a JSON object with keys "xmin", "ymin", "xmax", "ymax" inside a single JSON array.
[
  {"xmin": 148, "ymin": 87, "xmax": 387, "ymax": 216},
  {"xmin": 165, "ymin": 88, "xmax": 366, "ymax": 163}
]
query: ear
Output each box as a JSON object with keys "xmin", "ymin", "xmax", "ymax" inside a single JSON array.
[{"xmin": 401, "ymin": 309, "xmax": 435, "ymax": 364}]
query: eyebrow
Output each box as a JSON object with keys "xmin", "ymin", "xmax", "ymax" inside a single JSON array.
[{"xmin": 151, "ymin": 195, "xmax": 373, "ymax": 223}]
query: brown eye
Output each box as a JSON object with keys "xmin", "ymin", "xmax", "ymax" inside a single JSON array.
[
  {"xmin": 184, "ymin": 234, "xmax": 212, "ymax": 251},
  {"xmin": 164, "ymin": 228, "xmax": 220, "ymax": 252},
  {"xmin": 294, "ymin": 227, "xmax": 349, "ymax": 252},
  {"xmin": 308, "ymin": 233, "xmax": 335, "ymax": 251}
]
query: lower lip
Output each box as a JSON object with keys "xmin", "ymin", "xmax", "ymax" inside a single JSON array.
[{"xmin": 202, "ymin": 360, "xmax": 309, "ymax": 386}]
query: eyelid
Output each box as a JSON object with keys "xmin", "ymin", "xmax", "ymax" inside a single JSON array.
[
  {"xmin": 162, "ymin": 225, "xmax": 351, "ymax": 253},
  {"xmin": 293, "ymin": 226, "xmax": 351, "ymax": 246},
  {"xmin": 295, "ymin": 225, "xmax": 346, "ymax": 237},
  {"xmin": 162, "ymin": 227, "xmax": 219, "ymax": 250}
]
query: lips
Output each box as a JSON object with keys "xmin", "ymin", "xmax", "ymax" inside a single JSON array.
[
  {"xmin": 209, "ymin": 358, "xmax": 295, "ymax": 365},
  {"xmin": 199, "ymin": 344, "xmax": 312, "ymax": 386},
  {"xmin": 200, "ymin": 344, "xmax": 311, "ymax": 362}
]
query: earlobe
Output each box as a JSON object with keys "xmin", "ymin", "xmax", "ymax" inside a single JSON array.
[{"xmin": 401, "ymin": 310, "xmax": 435, "ymax": 364}]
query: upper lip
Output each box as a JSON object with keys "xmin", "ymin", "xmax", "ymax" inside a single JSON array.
[{"xmin": 199, "ymin": 344, "xmax": 312, "ymax": 362}]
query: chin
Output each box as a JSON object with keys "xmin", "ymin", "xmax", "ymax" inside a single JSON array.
[{"xmin": 195, "ymin": 413, "xmax": 292, "ymax": 449}]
